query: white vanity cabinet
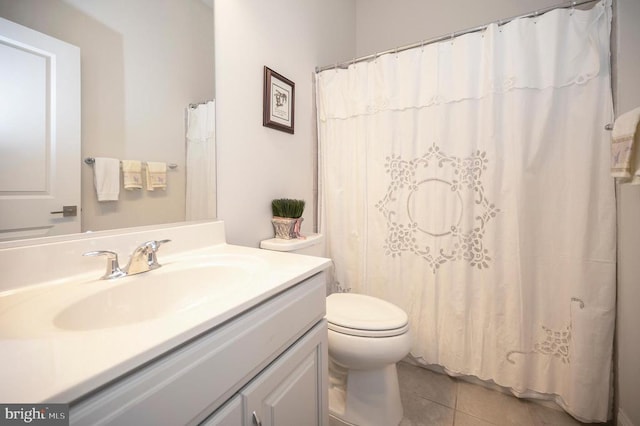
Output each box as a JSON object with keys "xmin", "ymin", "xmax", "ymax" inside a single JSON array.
[
  {"xmin": 202, "ymin": 396, "xmax": 242, "ymax": 425},
  {"xmin": 69, "ymin": 272, "xmax": 328, "ymax": 426},
  {"xmin": 204, "ymin": 321, "xmax": 326, "ymax": 426}
]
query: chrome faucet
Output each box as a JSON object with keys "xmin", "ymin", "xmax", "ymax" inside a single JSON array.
[
  {"xmin": 83, "ymin": 250, "xmax": 127, "ymax": 280},
  {"xmin": 83, "ymin": 239, "xmax": 171, "ymax": 280},
  {"xmin": 124, "ymin": 239, "xmax": 171, "ymax": 275}
]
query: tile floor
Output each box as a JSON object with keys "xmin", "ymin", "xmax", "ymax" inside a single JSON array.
[
  {"xmin": 331, "ymin": 362, "xmax": 612, "ymax": 426},
  {"xmin": 396, "ymin": 363, "xmax": 611, "ymax": 426}
]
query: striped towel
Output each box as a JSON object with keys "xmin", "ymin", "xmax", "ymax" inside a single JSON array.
[
  {"xmin": 145, "ymin": 161, "xmax": 167, "ymax": 191},
  {"xmin": 611, "ymin": 107, "xmax": 640, "ymax": 181},
  {"xmin": 122, "ymin": 160, "xmax": 142, "ymax": 190}
]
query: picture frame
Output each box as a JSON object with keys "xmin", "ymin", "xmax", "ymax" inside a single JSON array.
[{"xmin": 263, "ymin": 66, "xmax": 295, "ymax": 134}]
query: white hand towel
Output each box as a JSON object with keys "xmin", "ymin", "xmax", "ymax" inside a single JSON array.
[
  {"xmin": 93, "ymin": 157, "xmax": 120, "ymax": 201},
  {"xmin": 611, "ymin": 107, "xmax": 640, "ymax": 179},
  {"xmin": 145, "ymin": 161, "xmax": 167, "ymax": 191},
  {"xmin": 122, "ymin": 160, "xmax": 142, "ymax": 190}
]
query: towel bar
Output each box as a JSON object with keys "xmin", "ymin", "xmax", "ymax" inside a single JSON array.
[{"xmin": 84, "ymin": 157, "xmax": 178, "ymax": 169}]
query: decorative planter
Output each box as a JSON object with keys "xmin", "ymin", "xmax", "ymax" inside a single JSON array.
[{"xmin": 271, "ymin": 216, "xmax": 303, "ymax": 240}]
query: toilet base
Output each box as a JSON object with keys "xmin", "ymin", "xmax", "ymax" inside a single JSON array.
[{"xmin": 329, "ymin": 362, "xmax": 403, "ymax": 426}]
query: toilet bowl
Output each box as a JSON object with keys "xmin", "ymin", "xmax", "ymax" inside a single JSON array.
[
  {"xmin": 326, "ymin": 293, "xmax": 411, "ymax": 426},
  {"xmin": 258, "ymin": 235, "xmax": 410, "ymax": 425}
]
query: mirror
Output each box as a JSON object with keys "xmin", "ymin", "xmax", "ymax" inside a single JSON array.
[{"xmin": 0, "ymin": 0, "xmax": 215, "ymax": 241}]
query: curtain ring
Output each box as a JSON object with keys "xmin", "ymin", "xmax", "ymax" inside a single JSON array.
[
  {"xmin": 420, "ymin": 40, "xmax": 425, "ymax": 52},
  {"xmin": 570, "ymin": 1, "xmax": 576, "ymax": 15},
  {"xmin": 450, "ymin": 33, "xmax": 455, "ymax": 44},
  {"xmin": 395, "ymin": 47, "xmax": 399, "ymax": 58},
  {"xmin": 334, "ymin": 63, "xmax": 338, "ymax": 72}
]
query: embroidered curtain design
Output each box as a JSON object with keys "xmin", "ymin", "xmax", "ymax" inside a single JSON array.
[{"xmin": 316, "ymin": 1, "xmax": 615, "ymax": 421}]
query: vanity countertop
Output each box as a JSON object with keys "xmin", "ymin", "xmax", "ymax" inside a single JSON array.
[{"xmin": 0, "ymin": 242, "xmax": 330, "ymax": 404}]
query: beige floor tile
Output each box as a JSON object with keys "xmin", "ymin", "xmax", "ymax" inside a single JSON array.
[
  {"xmin": 400, "ymin": 391, "xmax": 455, "ymax": 426},
  {"xmin": 527, "ymin": 402, "xmax": 585, "ymax": 426},
  {"xmin": 453, "ymin": 411, "xmax": 497, "ymax": 426},
  {"xmin": 397, "ymin": 362, "xmax": 458, "ymax": 408},
  {"xmin": 333, "ymin": 362, "xmax": 606, "ymax": 426},
  {"xmin": 456, "ymin": 381, "xmax": 534, "ymax": 426}
]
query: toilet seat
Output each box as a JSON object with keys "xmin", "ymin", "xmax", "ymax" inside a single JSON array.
[
  {"xmin": 326, "ymin": 293, "xmax": 409, "ymax": 337},
  {"xmin": 328, "ymin": 322, "xmax": 409, "ymax": 337}
]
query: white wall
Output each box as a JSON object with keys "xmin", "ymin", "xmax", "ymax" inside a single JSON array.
[
  {"xmin": 614, "ymin": 0, "xmax": 640, "ymax": 423},
  {"xmin": 355, "ymin": 0, "xmax": 558, "ymax": 57},
  {"xmin": 0, "ymin": 0, "xmax": 214, "ymax": 232},
  {"xmin": 214, "ymin": 0, "xmax": 355, "ymax": 247}
]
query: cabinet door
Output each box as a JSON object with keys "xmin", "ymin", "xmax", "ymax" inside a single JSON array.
[
  {"xmin": 243, "ymin": 321, "xmax": 328, "ymax": 426},
  {"xmin": 201, "ymin": 396, "xmax": 242, "ymax": 426}
]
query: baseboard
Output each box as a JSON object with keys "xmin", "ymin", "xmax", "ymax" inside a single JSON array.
[{"xmin": 618, "ymin": 408, "xmax": 636, "ymax": 426}]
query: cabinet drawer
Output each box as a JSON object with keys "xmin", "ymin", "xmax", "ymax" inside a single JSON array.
[{"xmin": 70, "ymin": 272, "xmax": 326, "ymax": 426}]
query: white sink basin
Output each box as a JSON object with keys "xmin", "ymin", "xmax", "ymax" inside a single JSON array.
[
  {"xmin": 54, "ymin": 254, "xmax": 268, "ymax": 331},
  {"xmin": 0, "ymin": 254, "xmax": 268, "ymax": 336}
]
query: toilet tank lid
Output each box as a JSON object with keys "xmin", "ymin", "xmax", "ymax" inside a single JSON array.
[
  {"xmin": 259, "ymin": 233, "xmax": 323, "ymax": 252},
  {"xmin": 326, "ymin": 293, "xmax": 408, "ymax": 331}
]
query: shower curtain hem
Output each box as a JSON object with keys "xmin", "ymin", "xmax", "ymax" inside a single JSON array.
[{"xmin": 406, "ymin": 353, "xmax": 609, "ymax": 423}]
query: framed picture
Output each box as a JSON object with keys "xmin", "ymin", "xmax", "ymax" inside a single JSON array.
[{"xmin": 263, "ymin": 66, "xmax": 295, "ymax": 134}]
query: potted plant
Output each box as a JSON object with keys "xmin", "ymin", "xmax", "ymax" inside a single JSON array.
[{"xmin": 271, "ymin": 198, "xmax": 305, "ymax": 239}]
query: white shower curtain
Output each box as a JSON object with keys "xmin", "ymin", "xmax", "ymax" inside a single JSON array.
[
  {"xmin": 316, "ymin": 1, "xmax": 615, "ymax": 422},
  {"xmin": 186, "ymin": 100, "xmax": 216, "ymax": 221}
]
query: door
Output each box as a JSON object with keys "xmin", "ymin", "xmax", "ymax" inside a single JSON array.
[{"xmin": 0, "ymin": 17, "xmax": 80, "ymax": 241}]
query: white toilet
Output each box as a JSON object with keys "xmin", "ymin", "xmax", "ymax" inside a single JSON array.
[
  {"xmin": 326, "ymin": 293, "xmax": 411, "ymax": 426},
  {"xmin": 259, "ymin": 234, "xmax": 411, "ymax": 425}
]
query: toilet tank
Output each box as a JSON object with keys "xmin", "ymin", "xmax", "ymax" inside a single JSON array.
[
  {"xmin": 260, "ymin": 233, "xmax": 325, "ymax": 256},
  {"xmin": 260, "ymin": 234, "xmax": 333, "ymax": 295}
]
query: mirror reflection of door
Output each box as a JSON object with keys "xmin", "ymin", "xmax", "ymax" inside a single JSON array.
[{"xmin": 0, "ymin": 17, "xmax": 80, "ymax": 241}]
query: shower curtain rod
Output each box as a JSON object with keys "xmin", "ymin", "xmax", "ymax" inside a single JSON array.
[
  {"xmin": 315, "ymin": 0, "xmax": 600, "ymax": 73},
  {"xmin": 188, "ymin": 100, "xmax": 213, "ymax": 108}
]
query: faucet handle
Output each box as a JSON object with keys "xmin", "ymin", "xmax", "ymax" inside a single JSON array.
[
  {"xmin": 135, "ymin": 239, "xmax": 171, "ymax": 253},
  {"xmin": 149, "ymin": 239, "xmax": 171, "ymax": 251},
  {"xmin": 147, "ymin": 239, "xmax": 171, "ymax": 267},
  {"xmin": 83, "ymin": 250, "xmax": 127, "ymax": 280},
  {"xmin": 127, "ymin": 239, "xmax": 171, "ymax": 275}
]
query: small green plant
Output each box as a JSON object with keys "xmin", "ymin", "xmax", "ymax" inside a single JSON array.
[{"xmin": 271, "ymin": 198, "xmax": 305, "ymax": 218}]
